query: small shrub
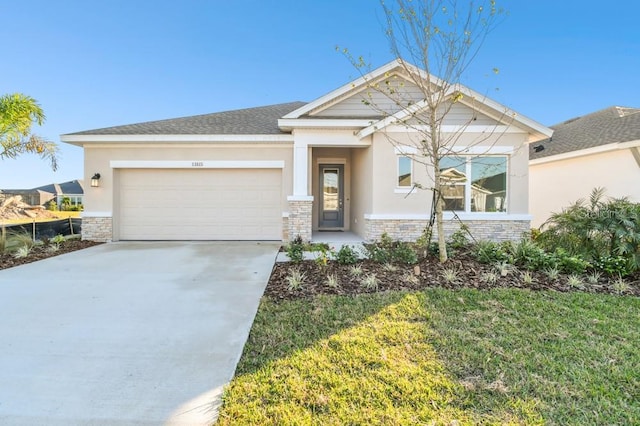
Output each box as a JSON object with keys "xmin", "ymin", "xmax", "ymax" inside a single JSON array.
[
  {"xmin": 334, "ymin": 245, "xmax": 358, "ymax": 265},
  {"xmin": 314, "ymin": 246, "xmax": 333, "ymax": 268},
  {"xmin": 47, "ymin": 244, "xmax": 60, "ymax": 253},
  {"xmin": 512, "ymin": 238, "xmax": 547, "ymax": 270},
  {"xmin": 7, "ymin": 232, "xmax": 34, "ymax": 252},
  {"xmin": 441, "ymin": 267, "xmax": 459, "ymax": 284},
  {"xmin": 474, "ymin": 240, "xmax": 510, "ymax": 264},
  {"xmin": 286, "ymin": 268, "xmax": 306, "ymax": 291},
  {"xmin": 285, "ymin": 236, "xmax": 305, "ymax": 263},
  {"xmin": 448, "ymin": 225, "xmax": 470, "ymax": 249},
  {"xmin": 593, "ymin": 255, "xmax": 631, "ymax": 277},
  {"xmin": 325, "ymin": 274, "xmax": 340, "ymax": 289},
  {"xmin": 51, "ymin": 234, "xmax": 66, "ymax": 245},
  {"xmin": 480, "ymin": 271, "xmax": 498, "ymax": 285},
  {"xmin": 349, "ymin": 265, "xmax": 363, "ymax": 277},
  {"xmin": 494, "ymin": 261, "xmax": 513, "ymax": 277},
  {"xmin": 392, "ymin": 242, "xmax": 418, "ymax": 265},
  {"xmin": 521, "ymin": 271, "xmax": 535, "ymax": 285},
  {"xmin": 586, "ymin": 271, "xmax": 602, "ymax": 285},
  {"xmin": 364, "ymin": 235, "xmax": 417, "ymax": 264},
  {"xmin": 382, "ymin": 263, "xmax": 398, "ymax": 272},
  {"xmin": 13, "ymin": 246, "xmax": 31, "ymax": 259},
  {"xmin": 567, "ymin": 274, "xmax": 583, "ymax": 289},
  {"xmin": 611, "ymin": 276, "xmax": 630, "ymax": 295},
  {"xmin": 544, "ymin": 266, "xmax": 560, "ymax": 280},
  {"xmin": 360, "ymin": 273, "xmax": 379, "ymax": 290},
  {"xmin": 554, "ymin": 249, "xmax": 590, "ymax": 274}
]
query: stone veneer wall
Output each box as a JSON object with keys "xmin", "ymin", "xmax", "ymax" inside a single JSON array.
[
  {"xmin": 365, "ymin": 219, "xmax": 530, "ymax": 242},
  {"xmin": 282, "ymin": 216, "xmax": 289, "ymax": 242},
  {"xmin": 82, "ymin": 216, "xmax": 113, "ymax": 242},
  {"xmin": 287, "ymin": 200, "xmax": 313, "ymax": 242}
]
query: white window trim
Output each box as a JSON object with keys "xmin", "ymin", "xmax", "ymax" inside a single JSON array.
[
  {"xmin": 396, "ymin": 155, "xmax": 413, "ymax": 190},
  {"xmin": 441, "ymin": 154, "xmax": 509, "ymax": 214}
]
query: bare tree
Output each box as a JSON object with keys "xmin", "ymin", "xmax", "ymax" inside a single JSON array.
[{"xmin": 343, "ymin": 0, "xmax": 506, "ymax": 262}]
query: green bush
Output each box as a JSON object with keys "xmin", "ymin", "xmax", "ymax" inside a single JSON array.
[
  {"xmin": 474, "ymin": 240, "xmax": 511, "ymax": 264},
  {"xmin": 334, "ymin": 245, "xmax": 359, "ymax": 265},
  {"xmin": 364, "ymin": 233, "xmax": 418, "ymax": 264},
  {"xmin": 537, "ymin": 188, "xmax": 640, "ymax": 273},
  {"xmin": 592, "ymin": 255, "xmax": 632, "ymax": 276},
  {"xmin": 392, "ymin": 242, "xmax": 418, "ymax": 265},
  {"xmin": 448, "ymin": 225, "xmax": 470, "ymax": 249},
  {"xmin": 285, "ymin": 235, "xmax": 305, "ymax": 263}
]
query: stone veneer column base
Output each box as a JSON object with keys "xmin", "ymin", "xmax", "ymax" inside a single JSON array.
[
  {"xmin": 365, "ymin": 218, "xmax": 530, "ymax": 242},
  {"xmin": 282, "ymin": 216, "xmax": 289, "ymax": 242},
  {"xmin": 287, "ymin": 197, "xmax": 313, "ymax": 242},
  {"xmin": 82, "ymin": 216, "xmax": 113, "ymax": 242}
]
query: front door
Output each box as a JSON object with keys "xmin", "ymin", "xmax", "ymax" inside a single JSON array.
[{"xmin": 319, "ymin": 164, "xmax": 344, "ymax": 228}]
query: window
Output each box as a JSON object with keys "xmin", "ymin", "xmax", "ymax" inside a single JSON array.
[
  {"xmin": 397, "ymin": 156, "xmax": 412, "ymax": 187},
  {"xmin": 439, "ymin": 155, "xmax": 507, "ymax": 213}
]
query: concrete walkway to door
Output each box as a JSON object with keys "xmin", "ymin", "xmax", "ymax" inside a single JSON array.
[{"xmin": 0, "ymin": 241, "xmax": 279, "ymax": 425}]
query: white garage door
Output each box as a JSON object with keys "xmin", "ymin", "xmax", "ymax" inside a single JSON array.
[{"xmin": 118, "ymin": 168, "xmax": 282, "ymax": 240}]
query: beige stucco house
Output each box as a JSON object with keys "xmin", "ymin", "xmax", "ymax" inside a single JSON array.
[
  {"xmin": 61, "ymin": 60, "xmax": 551, "ymax": 242},
  {"xmin": 530, "ymin": 106, "xmax": 640, "ymax": 228}
]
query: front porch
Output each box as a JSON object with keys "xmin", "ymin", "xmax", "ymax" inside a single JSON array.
[{"xmin": 287, "ymin": 144, "xmax": 370, "ymax": 242}]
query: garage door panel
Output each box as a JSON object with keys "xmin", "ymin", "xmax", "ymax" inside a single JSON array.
[{"xmin": 118, "ymin": 169, "xmax": 282, "ymax": 240}]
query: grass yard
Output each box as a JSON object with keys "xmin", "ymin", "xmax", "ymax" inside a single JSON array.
[{"xmin": 218, "ymin": 289, "xmax": 639, "ymax": 425}]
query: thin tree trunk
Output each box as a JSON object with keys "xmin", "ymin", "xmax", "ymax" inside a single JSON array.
[{"xmin": 433, "ymin": 165, "xmax": 448, "ymax": 263}]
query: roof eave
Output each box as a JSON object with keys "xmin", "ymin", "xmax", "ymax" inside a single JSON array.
[
  {"xmin": 60, "ymin": 134, "xmax": 295, "ymax": 146},
  {"xmin": 530, "ymin": 139, "xmax": 640, "ymax": 165}
]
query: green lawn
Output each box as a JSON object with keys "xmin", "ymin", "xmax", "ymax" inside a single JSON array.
[{"xmin": 218, "ymin": 289, "xmax": 640, "ymax": 425}]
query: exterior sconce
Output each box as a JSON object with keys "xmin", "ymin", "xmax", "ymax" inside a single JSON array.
[{"xmin": 91, "ymin": 173, "xmax": 101, "ymax": 187}]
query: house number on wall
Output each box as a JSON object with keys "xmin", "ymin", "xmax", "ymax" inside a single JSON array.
[{"xmin": 191, "ymin": 162, "xmax": 204, "ymax": 167}]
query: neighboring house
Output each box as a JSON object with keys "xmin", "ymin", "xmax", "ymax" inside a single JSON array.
[
  {"xmin": 1, "ymin": 180, "xmax": 84, "ymax": 208},
  {"xmin": 61, "ymin": 60, "xmax": 551, "ymax": 242},
  {"xmin": 529, "ymin": 106, "xmax": 640, "ymax": 228}
]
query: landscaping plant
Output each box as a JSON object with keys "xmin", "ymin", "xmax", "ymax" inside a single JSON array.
[{"xmin": 537, "ymin": 188, "xmax": 640, "ymax": 275}]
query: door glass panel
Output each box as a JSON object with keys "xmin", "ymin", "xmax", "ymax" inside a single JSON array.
[{"xmin": 323, "ymin": 169, "xmax": 339, "ymax": 211}]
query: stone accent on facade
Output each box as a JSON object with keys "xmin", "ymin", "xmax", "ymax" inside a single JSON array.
[
  {"xmin": 282, "ymin": 216, "xmax": 289, "ymax": 242},
  {"xmin": 365, "ymin": 218, "xmax": 530, "ymax": 242},
  {"xmin": 287, "ymin": 199, "xmax": 313, "ymax": 242},
  {"xmin": 82, "ymin": 216, "xmax": 113, "ymax": 242}
]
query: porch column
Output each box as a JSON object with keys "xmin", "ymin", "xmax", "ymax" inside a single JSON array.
[{"xmin": 287, "ymin": 141, "xmax": 313, "ymax": 242}]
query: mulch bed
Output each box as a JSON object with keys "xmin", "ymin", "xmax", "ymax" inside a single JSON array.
[
  {"xmin": 267, "ymin": 253, "xmax": 640, "ymax": 300},
  {"xmin": 0, "ymin": 240, "xmax": 103, "ymax": 270}
]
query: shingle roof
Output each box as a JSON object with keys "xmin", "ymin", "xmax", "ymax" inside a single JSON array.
[
  {"xmin": 67, "ymin": 102, "xmax": 307, "ymax": 135},
  {"xmin": 530, "ymin": 106, "xmax": 640, "ymax": 160}
]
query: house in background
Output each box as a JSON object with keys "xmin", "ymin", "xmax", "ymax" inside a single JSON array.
[
  {"xmin": 61, "ymin": 60, "xmax": 551, "ymax": 243},
  {"xmin": 529, "ymin": 106, "xmax": 640, "ymax": 228},
  {"xmin": 0, "ymin": 180, "xmax": 84, "ymax": 209}
]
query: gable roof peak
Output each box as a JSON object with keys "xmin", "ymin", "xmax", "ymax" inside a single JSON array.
[{"xmin": 615, "ymin": 106, "xmax": 640, "ymax": 118}]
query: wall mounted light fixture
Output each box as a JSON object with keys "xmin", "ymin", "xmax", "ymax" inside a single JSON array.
[{"xmin": 91, "ymin": 173, "xmax": 101, "ymax": 187}]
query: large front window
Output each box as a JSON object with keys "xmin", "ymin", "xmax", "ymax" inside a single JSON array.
[{"xmin": 439, "ymin": 156, "xmax": 507, "ymax": 213}]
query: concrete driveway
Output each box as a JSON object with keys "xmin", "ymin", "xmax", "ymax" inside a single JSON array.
[{"xmin": 0, "ymin": 241, "xmax": 279, "ymax": 425}]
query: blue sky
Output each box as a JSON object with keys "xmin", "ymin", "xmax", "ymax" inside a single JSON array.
[{"xmin": 1, "ymin": 0, "xmax": 638, "ymax": 189}]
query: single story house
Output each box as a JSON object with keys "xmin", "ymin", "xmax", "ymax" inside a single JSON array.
[
  {"xmin": 61, "ymin": 60, "xmax": 551, "ymax": 242},
  {"xmin": 529, "ymin": 106, "xmax": 640, "ymax": 228},
  {"xmin": 1, "ymin": 180, "xmax": 84, "ymax": 209}
]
